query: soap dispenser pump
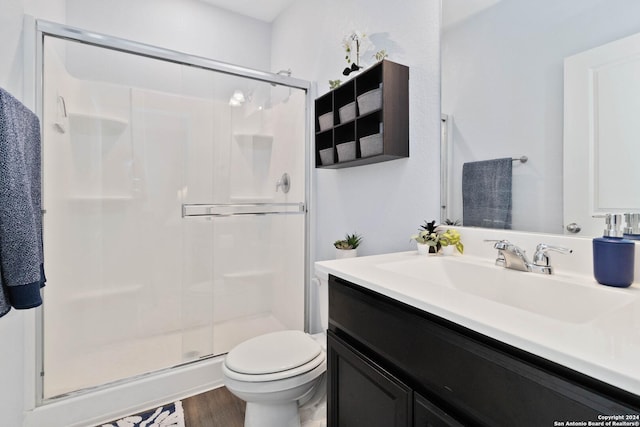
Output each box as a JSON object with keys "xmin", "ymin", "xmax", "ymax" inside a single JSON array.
[
  {"xmin": 623, "ymin": 213, "xmax": 640, "ymax": 240},
  {"xmin": 593, "ymin": 214, "xmax": 635, "ymax": 287}
]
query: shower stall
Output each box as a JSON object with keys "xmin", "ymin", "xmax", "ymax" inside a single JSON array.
[{"xmin": 36, "ymin": 20, "xmax": 311, "ymax": 407}]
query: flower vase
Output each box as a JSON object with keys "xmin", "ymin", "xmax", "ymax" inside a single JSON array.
[{"xmin": 417, "ymin": 243, "xmax": 429, "ymax": 255}]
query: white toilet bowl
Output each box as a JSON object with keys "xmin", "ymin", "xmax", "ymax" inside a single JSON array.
[{"xmin": 222, "ymin": 330, "xmax": 327, "ymax": 427}]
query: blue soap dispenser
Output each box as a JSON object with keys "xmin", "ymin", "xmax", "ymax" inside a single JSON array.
[{"xmin": 593, "ymin": 214, "xmax": 635, "ymax": 288}]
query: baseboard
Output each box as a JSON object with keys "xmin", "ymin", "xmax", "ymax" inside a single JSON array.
[{"xmin": 23, "ymin": 355, "xmax": 225, "ymax": 427}]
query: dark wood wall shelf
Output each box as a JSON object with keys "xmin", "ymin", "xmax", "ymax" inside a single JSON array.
[{"xmin": 314, "ymin": 60, "xmax": 409, "ymax": 169}]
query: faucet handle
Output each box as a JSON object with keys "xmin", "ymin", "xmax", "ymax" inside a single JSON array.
[
  {"xmin": 533, "ymin": 243, "xmax": 573, "ymax": 266},
  {"xmin": 483, "ymin": 239, "xmax": 511, "ymax": 250},
  {"xmin": 484, "ymin": 240, "xmax": 511, "ymax": 266}
]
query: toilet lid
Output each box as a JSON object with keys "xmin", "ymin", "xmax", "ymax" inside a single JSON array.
[{"xmin": 225, "ymin": 330, "xmax": 322, "ymax": 375}]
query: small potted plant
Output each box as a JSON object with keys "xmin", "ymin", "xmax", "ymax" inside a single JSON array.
[
  {"xmin": 411, "ymin": 220, "xmax": 442, "ymax": 255},
  {"xmin": 329, "ymin": 79, "xmax": 341, "ymax": 90},
  {"xmin": 374, "ymin": 49, "xmax": 388, "ymax": 62},
  {"xmin": 439, "ymin": 228, "xmax": 464, "ymax": 255},
  {"xmin": 334, "ymin": 232, "xmax": 362, "ymax": 259}
]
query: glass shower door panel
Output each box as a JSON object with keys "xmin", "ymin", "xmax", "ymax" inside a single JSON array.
[
  {"xmin": 179, "ymin": 66, "xmax": 308, "ymax": 356},
  {"xmin": 42, "ymin": 37, "xmax": 215, "ymax": 397}
]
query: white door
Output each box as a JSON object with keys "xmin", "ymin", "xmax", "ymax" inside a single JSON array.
[{"xmin": 564, "ymin": 31, "xmax": 640, "ymax": 236}]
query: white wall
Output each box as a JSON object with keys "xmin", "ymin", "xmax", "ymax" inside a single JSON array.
[
  {"xmin": 1, "ymin": 0, "xmax": 26, "ymax": 97},
  {"xmin": 65, "ymin": 0, "xmax": 271, "ymax": 72},
  {"xmin": 271, "ymin": 0, "xmax": 442, "ymax": 261}
]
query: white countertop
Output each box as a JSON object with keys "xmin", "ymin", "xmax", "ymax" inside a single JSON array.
[{"xmin": 315, "ymin": 251, "xmax": 640, "ymax": 396}]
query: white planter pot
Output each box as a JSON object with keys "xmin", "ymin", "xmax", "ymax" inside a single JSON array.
[
  {"xmin": 441, "ymin": 245, "xmax": 455, "ymax": 256},
  {"xmin": 416, "ymin": 243, "xmax": 429, "ymax": 255},
  {"xmin": 336, "ymin": 248, "xmax": 357, "ymax": 259}
]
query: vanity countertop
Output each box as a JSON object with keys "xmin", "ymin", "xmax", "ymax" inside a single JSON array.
[{"xmin": 315, "ymin": 251, "xmax": 640, "ymax": 396}]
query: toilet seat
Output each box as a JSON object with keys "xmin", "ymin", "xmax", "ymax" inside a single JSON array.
[
  {"xmin": 224, "ymin": 352, "xmax": 325, "ymax": 383},
  {"xmin": 223, "ymin": 330, "xmax": 325, "ymax": 383}
]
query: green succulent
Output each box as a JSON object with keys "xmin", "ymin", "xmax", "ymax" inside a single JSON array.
[{"xmin": 334, "ymin": 232, "xmax": 363, "ymax": 250}]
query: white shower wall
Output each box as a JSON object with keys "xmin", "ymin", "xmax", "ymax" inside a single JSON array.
[{"xmin": 42, "ymin": 37, "xmax": 305, "ymax": 398}]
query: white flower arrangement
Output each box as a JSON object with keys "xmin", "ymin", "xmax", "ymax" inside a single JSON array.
[{"xmin": 342, "ymin": 30, "xmax": 371, "ymax": 76}]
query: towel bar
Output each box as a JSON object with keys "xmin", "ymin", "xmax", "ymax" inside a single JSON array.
[{"xmin": 512, "ymin": 156, "xmax": 528, "ymax": 163}]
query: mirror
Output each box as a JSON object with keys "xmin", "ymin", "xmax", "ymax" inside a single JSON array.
[{"xmin": 441, "ymin": 0, "xmax": 640, "ymax": 236}]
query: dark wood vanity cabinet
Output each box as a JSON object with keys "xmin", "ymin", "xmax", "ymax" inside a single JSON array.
[{"xmin": 327, "ymin": 275, "xmax": 640, "ymax": 427}]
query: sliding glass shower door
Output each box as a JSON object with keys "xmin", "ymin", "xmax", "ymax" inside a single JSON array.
[{"xmin": 41, "ymin": 34, "xmax": 307, "ymax": 398}]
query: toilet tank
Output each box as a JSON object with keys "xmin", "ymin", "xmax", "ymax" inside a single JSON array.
[
  {"xmin": 310, "ymin": 274, "xmax": 329, "ymax": 333},
  {"xmin": 318, "ymin": 275, "xmax": 329, "ymax": 331}
]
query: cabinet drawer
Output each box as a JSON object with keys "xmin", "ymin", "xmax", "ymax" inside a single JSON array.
[{"xmin": 329, "ymin": 275, "xmax": 640, "ymax": 425}]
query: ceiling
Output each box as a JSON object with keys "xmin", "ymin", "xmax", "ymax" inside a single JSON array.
[
  {"xmin": 199, "ymin": 0, "xmax": 297, "ymax": 22},
  {"xmin": 442, "ymin": 0, "xmax": 502, "ymax": 28},
  {"xmin": 202, "ymin": 0, "xmax": 502, "ymax": 27}
]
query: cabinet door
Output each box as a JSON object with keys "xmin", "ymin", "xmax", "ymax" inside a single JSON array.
[
  {"xmin": 414, "ymin": 393, "xmax": 464, "ymax": 427},
  {"xmin": 328, "ymin": 331, "xmax": 412, "ymax": 427}
]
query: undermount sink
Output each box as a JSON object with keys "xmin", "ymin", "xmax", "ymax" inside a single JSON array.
[{"xmin": 376, "ymin": 256, "xmax": 635, "ymax": 324}]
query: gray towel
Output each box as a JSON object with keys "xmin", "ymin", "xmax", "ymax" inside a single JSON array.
[
  {"xmin": 0, "ymin": 88, "xmax": 46, "ymax": 318},
  {"xmin": 462, "ymin": 157, "xmax": 512, "ymax": 229}
]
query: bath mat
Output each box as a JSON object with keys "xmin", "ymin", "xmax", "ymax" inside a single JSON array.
[{"xmin": 100, "ymin": 400, "xmax": 185, "ymax": 427}]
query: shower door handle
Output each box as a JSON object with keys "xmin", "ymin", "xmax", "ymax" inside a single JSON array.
[{"xmin": 182, "ymin": 203, "xmax": 304, "ymax": 217}]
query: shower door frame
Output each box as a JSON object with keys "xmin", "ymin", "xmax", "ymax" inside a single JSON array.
[{"xmin": 31, "ymin": 18, "xmax": 315, "ymax": 411}]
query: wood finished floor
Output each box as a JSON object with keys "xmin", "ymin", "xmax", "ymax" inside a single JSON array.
[
  {"xmin": 98, "ymin": 386, "xmax": 245, "ymax": 427},
  {"xmin": 183, "ymin": 386, "xmax": 245, "ymax": 427}
]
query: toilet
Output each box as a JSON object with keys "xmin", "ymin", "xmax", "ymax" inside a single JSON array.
[{"xmin": 222, "ymin": 277, "xmax": 329, "ymax": 427}]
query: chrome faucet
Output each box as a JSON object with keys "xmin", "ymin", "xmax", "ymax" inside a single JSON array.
[
  {"xmin": 486, "ymin": 240, "xmax": 572, "ymax": 274},
  {"xmin": 488, "ymin": 240, "xmax": 530, "ymax": 271}
]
